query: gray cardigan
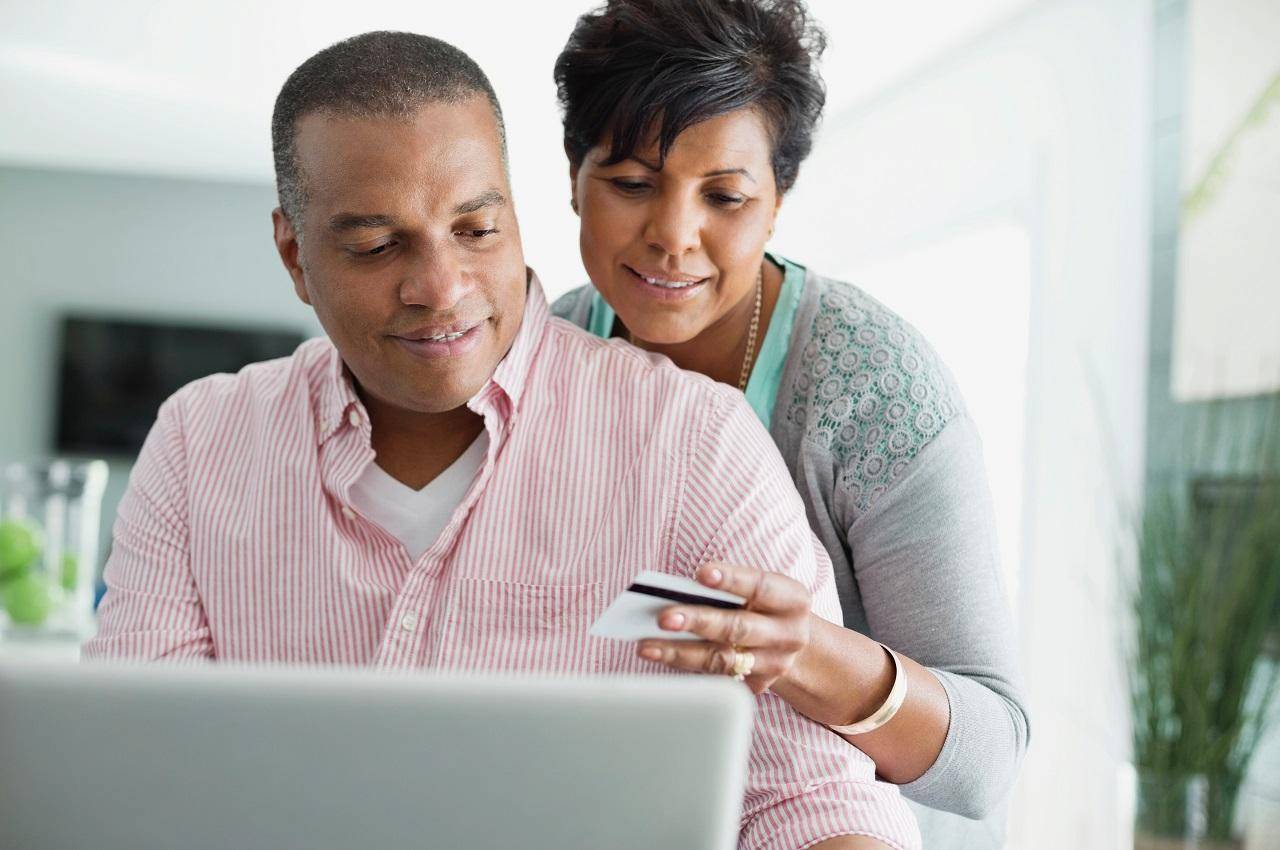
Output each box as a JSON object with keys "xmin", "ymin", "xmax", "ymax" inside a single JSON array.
[{"xmin": 553, "ymin": 268, "xmax": 1030, "ymax": 850}]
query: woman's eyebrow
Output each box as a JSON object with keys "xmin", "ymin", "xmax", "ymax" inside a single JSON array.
[
  {"xmin": 703, "ymin": 167, "xmax": 756, "ymax": 183},
  {"xmin": 622, "ymin": 157, "xmax": 756, "ymax": 183},
  {"xmin": 625, "ymin": 155, "xmax": 662, "ymax": 171}
]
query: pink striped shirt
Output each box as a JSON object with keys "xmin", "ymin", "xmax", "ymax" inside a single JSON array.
[{"xmin": 84, "ymin": 276, "xmax": 920, "ymax": 850}]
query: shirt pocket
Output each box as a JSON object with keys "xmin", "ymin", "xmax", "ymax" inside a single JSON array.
[{"xmin": 431, "ymin": 579, "xmax": 610, "ymax": 674}]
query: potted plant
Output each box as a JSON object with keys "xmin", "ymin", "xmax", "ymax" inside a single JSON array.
[{"xmin": 1127, "ymin": 396, "xmax": 1280, "ymax": 849}]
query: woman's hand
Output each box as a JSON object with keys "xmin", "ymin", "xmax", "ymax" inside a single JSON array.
[{"xmin": 636, "ymin": 562, "xmax": 812, "ymax": 694}]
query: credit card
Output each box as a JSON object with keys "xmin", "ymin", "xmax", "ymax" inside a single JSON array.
[{"xmin": 589, "ymin": 570, "xmax": 746, "ymax": 642}]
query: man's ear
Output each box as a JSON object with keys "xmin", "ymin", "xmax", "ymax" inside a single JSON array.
[{"xmin": 272, "ymin": 207, "xmax": 311, "ymax": 305}]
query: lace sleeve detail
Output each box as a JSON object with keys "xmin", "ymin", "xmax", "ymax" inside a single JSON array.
[{"xmin": 784, "ymin": 280, "xmax": 965, "ymax": 517}]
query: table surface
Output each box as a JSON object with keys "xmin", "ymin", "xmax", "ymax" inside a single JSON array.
[{"xmin": 0, "ymin": 634, "xmax": 81, "ymax": 663}]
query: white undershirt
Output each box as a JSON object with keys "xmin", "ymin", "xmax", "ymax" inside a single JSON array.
[{"xmin": 347, "ymin": 433, "xmax": 489, "ymax": 561}]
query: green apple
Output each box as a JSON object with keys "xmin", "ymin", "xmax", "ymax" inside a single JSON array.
[
  {"xmin": 61, "ymin": 552, "xmax": 80, "ymax": 591},
  {"xmin": 0, "ymin": 517, "xmax": 42, "ymax": 582},
  {"xmin": 1, "ymin": 573, "xmax": 55, "ymax": 626}
]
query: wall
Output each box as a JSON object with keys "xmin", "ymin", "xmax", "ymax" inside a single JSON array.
[{"xmin": 0, "ymin": 165, "xmax": 322, "ymax": 564}]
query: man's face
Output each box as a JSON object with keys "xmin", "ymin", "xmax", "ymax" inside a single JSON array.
[{"xmin": 273, "ymin": 97, "xmax": 525, "ymax": 415}]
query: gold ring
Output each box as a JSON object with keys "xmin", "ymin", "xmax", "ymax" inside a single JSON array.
[{"xmin": 730, "ymin": 648, "xmax": 755, "ymax": 682}]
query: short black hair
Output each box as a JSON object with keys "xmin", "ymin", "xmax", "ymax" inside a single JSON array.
[
  {"xmin": 553, "ymin": 0, "xmax": 827, "ymax": 194},
  {"xmin": 271, "ymin": 31, "xmax": 506, "ymax": 227}
]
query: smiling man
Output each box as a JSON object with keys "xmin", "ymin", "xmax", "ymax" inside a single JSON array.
[{"xmin": 82, "ymin": 31, "xmax": 918, "ymax": 850}]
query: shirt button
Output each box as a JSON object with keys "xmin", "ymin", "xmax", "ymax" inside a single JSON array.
[
  {"xmin": 341, "ymin": 506, "xmax": 356, "ymax": 521},
  {"xmin": 400, "ymin": 613, "xmax": 419, "ymax": 632},
  {"xmin": 348, "ymin": 410, "xmax": 361, "ymax": 427}
]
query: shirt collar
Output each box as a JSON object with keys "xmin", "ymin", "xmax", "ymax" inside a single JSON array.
[
  {"xmin": 314, "ymin": 268, "xmax": 551, "ymax": 446},
  {"xmin": 315, "ymin": 341, "xmax": 362, "ymax": 446},
  {"xmin": 482, "ymin": 268, "xmax": 549, "ymax": 415}
]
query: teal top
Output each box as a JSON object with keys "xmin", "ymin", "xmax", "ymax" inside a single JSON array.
[{"xmin": 584, "ymin": 252, "xmax": 807, "ymax": 427}]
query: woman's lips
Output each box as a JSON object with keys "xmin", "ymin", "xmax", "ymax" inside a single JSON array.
[
  {"xmin": 392, "ymin": 323, "xmax": 484, "ymax": 360},
  {"xmin": 624, "ymin": 265, "xmax": 709, "ymax": 302}
]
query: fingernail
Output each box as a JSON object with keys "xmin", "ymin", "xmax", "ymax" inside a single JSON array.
[
  {"xmin": 705, "ymin": 568, "xmax": 723, "ymax": 586},
  {"xmin": 639, "ymin": 646, "xmax": 662, "ymax": 661},
  {"xmin": 661, "ymin": 612, "xmax": 686, "ymax": 629}
]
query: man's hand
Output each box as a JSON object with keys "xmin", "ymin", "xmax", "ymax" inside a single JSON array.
[{"xmin": 636, "ymin": 561, "xmax": 811, "ymax": 694}]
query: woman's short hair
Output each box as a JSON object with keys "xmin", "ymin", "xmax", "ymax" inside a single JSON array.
[{"xmin": 553, "ymin": 0, "xmax": 827, "ymax": 194}]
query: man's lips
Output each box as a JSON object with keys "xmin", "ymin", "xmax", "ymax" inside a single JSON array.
[
  {"xmin": 391, "ymin": 321, "xmax": 485, "ymax": 359},
  {"xmin": 393, "ymin": 319, "xmax": 484, "ymax": 342}
]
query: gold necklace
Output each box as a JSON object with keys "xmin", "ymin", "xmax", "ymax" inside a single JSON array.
[
  {"xmin": 737, "ymin": 267, "xmax": 764, "ymax": 392},
  {"xmin": 627, "ymin": 265, "xmax": 764, "ymax": 392}
]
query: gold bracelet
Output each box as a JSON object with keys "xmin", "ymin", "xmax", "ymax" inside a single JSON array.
[{"xmin": 826, "ymin": 642, "xmax": 908, "ymax": 736}]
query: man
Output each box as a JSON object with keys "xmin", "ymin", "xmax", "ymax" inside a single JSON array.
[{"xmin": 83, "ymin": 31, "xmax": 918, "ymax": 850}]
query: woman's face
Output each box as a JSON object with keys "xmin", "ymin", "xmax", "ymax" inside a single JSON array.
[{"xmin": 571, "ymin": 108, "xmax": 782, "ymax": 345}]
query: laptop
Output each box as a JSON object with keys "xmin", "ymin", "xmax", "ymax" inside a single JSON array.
[{"xmin": 0, "ymin": 660, "xmax": 753, "ymax": 850}]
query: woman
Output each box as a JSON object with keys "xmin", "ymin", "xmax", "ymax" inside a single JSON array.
[{"xmin": 550, "ymin": 1, "xmax": 1029, "ymax": 847}]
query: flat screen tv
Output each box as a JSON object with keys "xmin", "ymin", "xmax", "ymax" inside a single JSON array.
[{"xmin": 56, "ymin": 315, "xmax": 307, "ymax": 456}]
